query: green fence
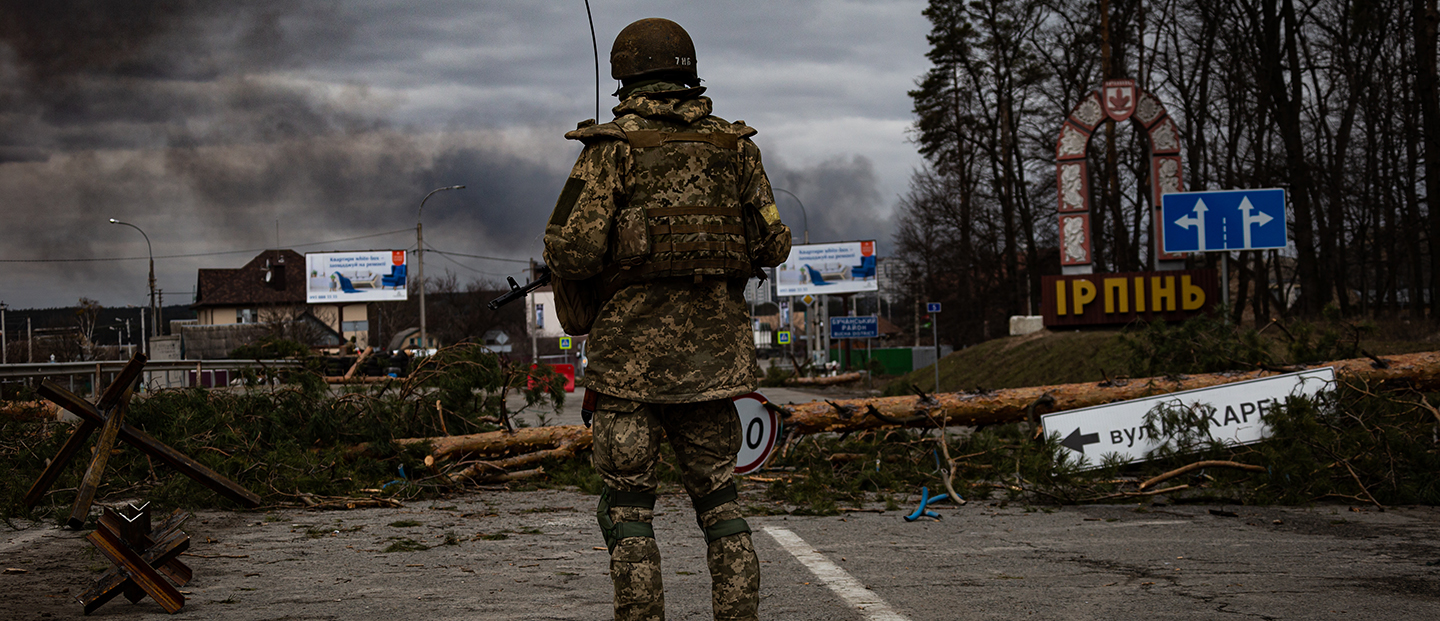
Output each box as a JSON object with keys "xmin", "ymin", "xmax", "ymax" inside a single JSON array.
[{"xmin": 828, "ymin": 347, "xmax": 914, "ymax": 376}]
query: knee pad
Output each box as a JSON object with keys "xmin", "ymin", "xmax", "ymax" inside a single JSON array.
[
  {"xmin": 597, "ymin": 487, "xmax": 657, "ymax": 553},
  {"xmin": 693, "ymin": 483, "xmax": 751, "ymax": 544}
]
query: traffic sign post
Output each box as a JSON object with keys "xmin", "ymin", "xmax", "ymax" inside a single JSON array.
[
  {"xmin": 733, "ymin": 393, "xmax": 780, "ymax": 474},
  {"xmin": 927, "ymin": 302, "xmax": 941, "ymax": 392},
  {"xmin": 1162, "ymin": 188, "xmax": 1286, "ymax": 311},
  {"xmin": 829, "ymin": 316, "xmax": 878, "ymax": 339},
  {"xmin": 1039, "ymin": 368, "xmax": 1334, "ymax": 469},
  {"xmin": 1162, "ymin": 189, "xmax": 1287, "ymax": 253}
]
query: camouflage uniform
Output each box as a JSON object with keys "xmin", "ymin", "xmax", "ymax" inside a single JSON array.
[{"xmin": 544, "ymin": 82, "xmax": 790, "ymax": 621}]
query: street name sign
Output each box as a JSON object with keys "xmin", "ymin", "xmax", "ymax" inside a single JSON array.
[
  {"xmin": 1162, "ymin": 188, "xmax": 1287, "ymax": 253},
  {"xmin": 830, "ymin": 316, "xmax": 879, "ymax": 339},
  {"xmin": 1040, "ymin": 367, "xmax": 1334, "ymax": 469},
  {"xmin": 733, "ymin": 393, "xmax": 781, "ymax": 474}
]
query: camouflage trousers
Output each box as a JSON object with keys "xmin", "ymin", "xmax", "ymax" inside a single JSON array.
[{"xmin": 591, "ymin": 392, "xmax": 760, "ymax": 621}]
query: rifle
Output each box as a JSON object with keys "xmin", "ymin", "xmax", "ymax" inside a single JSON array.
[{"xmin": 487, "ymin": 265, "xmax": 552, "ymax": 310}]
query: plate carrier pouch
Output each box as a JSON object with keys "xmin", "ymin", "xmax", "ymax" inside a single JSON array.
[
  {"xmin": 552, "ymin": 274, "xmax": 604, "ymax": 336},
  {"xmin": 610, "ymin": 121, "xmax": 754, "ymax": 285},
  {"xmin": 555, "ymin": 117, "xmax": 762, "ymax": 334}
]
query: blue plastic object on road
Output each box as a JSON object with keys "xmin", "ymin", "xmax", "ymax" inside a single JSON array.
[{"xmin": 904, "ymin": 486, "xmax": 949, "ymax": 522}]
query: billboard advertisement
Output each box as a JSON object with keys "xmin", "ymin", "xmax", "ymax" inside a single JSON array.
[
  {"xmin": 306, "ymin": 251, "xmax": 409, "ymax": 303},
  {"xmin": 774, "ymin": 241, "xmax": 878, "ymax": 297}
]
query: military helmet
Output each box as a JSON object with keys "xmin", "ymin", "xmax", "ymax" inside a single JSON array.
[{"xmin": 610, "ymin": 18, "xmax": 697, "ymax": 83}]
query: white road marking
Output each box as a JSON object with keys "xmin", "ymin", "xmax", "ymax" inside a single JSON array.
[{"xmin": 763, "ymin": 526, "xmax": 911, "ymax": 621}]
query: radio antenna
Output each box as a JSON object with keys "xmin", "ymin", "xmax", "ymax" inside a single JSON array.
[{"xmin": 584, "ymin": 0, "xmax": 599, "ymax": 121}]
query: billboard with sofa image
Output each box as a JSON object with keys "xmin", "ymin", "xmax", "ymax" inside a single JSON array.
[
  {"xmin": 306, "ymin": 250, "xmax": 409, "ymax": 303},
  {"xmin": 774, "ymin": 241, "xmax": 878, "ymax": 297}
]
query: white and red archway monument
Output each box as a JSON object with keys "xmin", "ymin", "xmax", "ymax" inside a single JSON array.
[{"xmin": 1055, "ymin": 78, "xmax": 1186, "ymax": 274}]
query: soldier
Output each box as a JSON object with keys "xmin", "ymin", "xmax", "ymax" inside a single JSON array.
[{"xmin": 542, "ymin": 17, "xmax": 791, "ymax": 621}]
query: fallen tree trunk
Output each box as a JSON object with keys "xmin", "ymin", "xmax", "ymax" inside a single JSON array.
[
  {"xmin": 396, "ymin": 424, "xmax": 592, "ymax": 464},
  {"xmin": 0, "ymin": 401, "xmax": 59, "ymax": 422},
  {"xmin": 779, "ymin": 351, "xmax": 1440, "ymax": 436},
  {"xmin": 786, "ymin": 371, "xmax": 864, "ymax": 386},
  {"xmin": 380, "ymin": 351, "xmax": 1440, "ymax": 477}
]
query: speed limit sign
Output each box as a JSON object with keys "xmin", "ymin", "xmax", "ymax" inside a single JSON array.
[{"xmin": 732, "ymin": 392, "xmax": 781, "ymax": 474}]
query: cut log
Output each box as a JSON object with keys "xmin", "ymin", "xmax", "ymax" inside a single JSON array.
[
  {"xmin": 779, "ymin": 351, "xmax": 1440, "ymax": 436},
  {"xmin": 397, "ymin": 424, "xmax": 593, "ymax": 464},
  {"xmin": 0, "ymin": 400, "xmax": 60, "ymax": 422},
  {"xmin": 343, "ymin": 346, "xmax": 374, "ymax": 381},
  {"xmin": 786, "ymin": 371, "xmax": 864, "ymax": 386}
]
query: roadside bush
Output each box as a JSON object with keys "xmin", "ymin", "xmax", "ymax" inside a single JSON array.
[
  {"xmin": 758, "ymin": 364, "xmax": 790, "ymax": 388},
  {"xmin": 1, "ymin": 343, "xmax": 564, "ymax": 523}
]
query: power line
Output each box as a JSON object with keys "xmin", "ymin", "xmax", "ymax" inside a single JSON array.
[
  {"xmin": 423, "ymin": 242, "xmax": 531, "ymax": 277},
  {"xmin": 0, "ymin": 229, "xmax": 415, "ymax": 263},
  {"xmin": 423, "ymin": 247, "xmax": 531, "ymax": 264}
]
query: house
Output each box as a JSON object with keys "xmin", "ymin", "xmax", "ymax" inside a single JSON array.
[{"xmin": 190, "ymin": 249, "xmax": 365, "ymax": 353}]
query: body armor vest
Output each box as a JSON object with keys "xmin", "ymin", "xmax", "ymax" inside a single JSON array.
[{"xmin": 608, "ymin": 123, "xmax": 754, "ymax": 283}]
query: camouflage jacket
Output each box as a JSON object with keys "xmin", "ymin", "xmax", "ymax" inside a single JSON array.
[{"xmin": 543, "ymin": 90, "xmax": 791, "ymax": 403}]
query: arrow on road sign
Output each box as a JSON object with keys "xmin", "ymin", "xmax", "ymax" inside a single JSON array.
[
  {"xmin": 1236, "ymin": 196, "xmax": 1273, "ymax": 250},
  {"xmin": 1174, "ymin": 198, "xmax": 1209, "ymax": 251},
  {"xmin": 1060, "ymin": 428, "xmax": 1100, "ymax": 454}
]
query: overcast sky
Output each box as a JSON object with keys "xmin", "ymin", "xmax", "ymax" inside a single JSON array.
[{"xmin": 0, "ymin": 0, "xmax": 929, "ymax": 310}]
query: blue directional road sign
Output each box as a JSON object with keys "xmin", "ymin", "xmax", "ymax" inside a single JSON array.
[
  {"xmin": 926, "ymin": 302, "xmax": 942, "ymax": 313},
  {"xmin": 830, "ymin": 316, "xmax": 879, "ymax": 339},
  {"xmin": 1162, "ymin": 188, "xmax": 1287, "ymax": 253}
]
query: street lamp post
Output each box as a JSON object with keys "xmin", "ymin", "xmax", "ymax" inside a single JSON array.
[
  {"xmin": 417, "ymin": 185, "xmax": 465, "ymax": 357},
  {"xmin": 108, "ymin": 219, "xmax": 156, "ymax": 356},
  {"xmin": 773, "ymin": 188, "xmax": 814, "ymax": 363}
]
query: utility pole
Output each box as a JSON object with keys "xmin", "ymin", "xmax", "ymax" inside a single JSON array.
[{"xmin": 530, "ymin": 259, "xmax": 539, "ymax": 363}]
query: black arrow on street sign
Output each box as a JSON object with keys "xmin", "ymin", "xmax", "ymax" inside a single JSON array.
[{"xmin": 1061, "ymin": 428, "xmax": 1100, "ymax": 454}]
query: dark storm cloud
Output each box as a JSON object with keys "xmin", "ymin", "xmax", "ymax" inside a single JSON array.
[
  {"xmin": 0, "ymin": 1, "xmax": 927, "ymax": 309},
  {"xmin": 0, "ymin": 1, "xmax": 573, "ymax": 306},
  {"xmin": 419, "ymin": 144, "xmax": 566, "ymax": 254},
  {"xmin": 770, "ymin": 155, "xmax": 892, "ymax": 252}
]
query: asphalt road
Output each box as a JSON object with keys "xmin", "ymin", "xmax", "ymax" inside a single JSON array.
[
  {"xmin": 5, "ymin": 490, "xmax": 1439, "ymax": 620},
  {"xmin": 9, "ymin": 386, "xmax": 1439, "ymax": 619}
]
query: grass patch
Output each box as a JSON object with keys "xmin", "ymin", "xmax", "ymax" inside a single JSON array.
[
  {"xmin": 889, "ymin": 313, "xmax": 1437, "ymax": 396},
  {"xmin": 388, "ymin": 520, "xmax": 422, "ymax": 528}
]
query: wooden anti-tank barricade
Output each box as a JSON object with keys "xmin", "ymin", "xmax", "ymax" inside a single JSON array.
[
  {"xmin": 22, "ymin": 353, "xmax": 261, "ymax": 519},
  {"xmin": 79, "ymin": 503, "xmax": 193, "ymax": 614}
]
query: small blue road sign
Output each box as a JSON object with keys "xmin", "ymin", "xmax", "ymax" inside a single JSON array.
[
  {"xmin": 559, "ymin": 337, "xmax": 572, "ymax": 350},
  {"xmin": 926, "ymin": 302, "xmax": 942, "ymax": 313},
  {"xmin": 1162, "ymin": 188, "xmax": 1287, "ymax": 253},
  {"xmin": 830, "ymin": 316, "xmax": 879, "ymax": 339},
  {"xmin": 777, "ymin": 331, "xmax": 792, "ymax": 345}
]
